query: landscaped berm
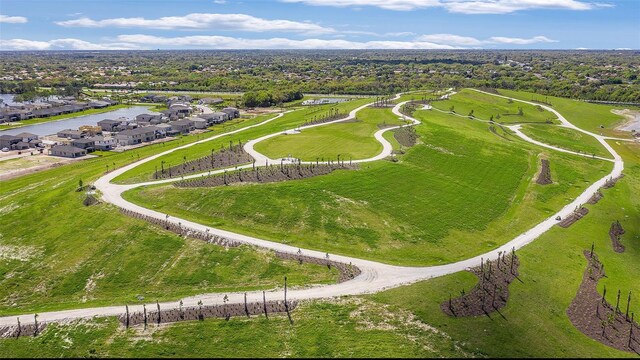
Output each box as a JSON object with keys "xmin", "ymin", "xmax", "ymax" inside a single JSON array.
[{"xmin": 0, "ymin": 34, "xmax": 639, "ymax": 358}]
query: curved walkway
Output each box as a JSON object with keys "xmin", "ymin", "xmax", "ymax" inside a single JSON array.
[{"xmin": 0, "ymin": 90, "xmax": 625, "ymax": 327}]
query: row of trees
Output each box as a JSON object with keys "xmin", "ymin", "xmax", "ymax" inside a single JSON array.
[{"xmin": 242, "ymin": 89, "xmax": 303, "ymax": 107}]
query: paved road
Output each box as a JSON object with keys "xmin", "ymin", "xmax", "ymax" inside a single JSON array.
[{"xmin": 0, "ymin": 90, "xmax": 625, "ymax": 327}]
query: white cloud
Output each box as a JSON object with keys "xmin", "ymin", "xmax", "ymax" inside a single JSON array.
[
  {"xmin": 55, "ymin": 13, "xmax": 334, "ymax": 34},
  {"xmin": 416, "ymin": 33, "xmax": 484, "ymax": 46},
  {"xmin": 488, "ymin": 35, "xmax": 557, "ymax": 44},
  {"xmin": 281, "ymin": 0, "xmax": 608, "ymax": 14},
  {"xmin": 115, "ymin": 34, "xmax": 460, "ymax": 49},
  {"xmin": 0, "ymin": 14, "xmax": 28, "ymax": 23},
  {"xmin": 416, "ymin": 33, "xmax": 557, "ymax": 46},
  {"xmin": 0, "ymin": 38, "xmax": 139, "ymax": 51}
]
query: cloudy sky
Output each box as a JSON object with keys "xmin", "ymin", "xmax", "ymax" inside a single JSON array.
[{"xmin": 0, "ymin": 0, "xmax": 638, "ymax": 50}]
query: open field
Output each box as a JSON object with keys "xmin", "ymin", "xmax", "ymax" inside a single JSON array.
[
  {"xmin": 0, "ymin": 133, "xmax": 338, "ymax": 316},
  {"xmin": 0, "ymin": 104, "xmax": 129, "ymax": 131},
  {"xmin": 497, "ymin": 89, "xmax": 633, "ymax": 138},
  {"xmin": 0, "ymin": 297, "xmax": 471, "ymax": 358},
  {"xmin": 254, "ymin": 107, "xmax": 407, "ymax": 161},
  {"xmin": 113, "ymin": 98, "xmax": 374, "ymax": 184},
  {"xmin": 433, "ymin": 89, "xmax": 558, "ymax": 124},
  {"xmin": 373, "ymin": 140, "xmax": 640, "ymax": 357},
  {"xmin": 124, "ymin": 108, "xmax": 611, "ymax": 265},
  {"xmin": 519, "ymin": 123, "xmax": 612, "ymax": 159}
]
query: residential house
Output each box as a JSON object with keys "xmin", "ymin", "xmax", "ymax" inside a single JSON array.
[
  {"xmin": 71, "ymin": 138, "xmax": 96, "ymax": 153},
  {"xmin": 92, "ymin": 136, "xmax": 117, "ymax": 151},
  {"xmin": 201, "ymin": 111, "xmax": 229, "ymax": 124},
  {"xmin": 15, "ymin": 132, "xmax": 38, "ymax": 142},
  {"xmin": 168, "ymin": 119, "xmax": 195, "ymax": 134},
  {"xmin": 115, "ymin": 127, "xmax": 157, "ymax": 146},
  {"xmin": 96, "ymin": 118, "xmax": 121, "ymax": 132},
  {"xmin": 221, "ymin": 107, "xmax": 240, "ymax": 119},
  {"xmin": 57, "ymin": 129, "xmax": 84, "ymax": 139},
  {"xmin": 190, "ymin": 117, "xmax": 208, "ymax": 129},
  {"xmin": 136, "ymin": 113, "xmax": 162, "ymax": 123},
  {"xmin": 50, "ymin": 145, "xmax": 87, "ymax": 158}
]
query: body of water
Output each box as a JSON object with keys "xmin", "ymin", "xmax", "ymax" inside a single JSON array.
[{"xmin": 1, "ymin": 106, "xmax": 157, "ymax": 137}]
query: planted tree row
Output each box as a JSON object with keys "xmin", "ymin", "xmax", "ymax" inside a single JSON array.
[
  {"xmin": 175, "ymin": 161, "xmax": 359, "ymax": 188},
  {"xmin": 154, "ymin": 142, "xmax": 252, "ymax": 180}
]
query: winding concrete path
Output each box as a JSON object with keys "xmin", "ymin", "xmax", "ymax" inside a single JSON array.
[{"xmin": 0, "ymin": 90, "xmax": 625, "ymax": 327}]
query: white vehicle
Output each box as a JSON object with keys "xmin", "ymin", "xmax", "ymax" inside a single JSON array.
[{"xmin": 1, "ymin": 147, "xmax": 9, "ymax": 152}]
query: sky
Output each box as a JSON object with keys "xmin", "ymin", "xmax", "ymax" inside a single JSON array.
[{"xmin": 0, "ymin": 0, "xmax": 638, "ymax": 50}]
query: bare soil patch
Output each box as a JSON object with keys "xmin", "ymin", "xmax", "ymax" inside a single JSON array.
[
  {"xmin": 441, "ymin": 252, "xmax": 520, "ymax": 318},
  {"xmin": 175, "ymin": 162, "xmax": 358, "ymax": 188},
  {"xmin": 609, "ymin": 221, "xmax": 626, "ymax": 253},
  {"xmin": 535, "ymin": 159, "xmax": 552, "ymax": 185},
  {"xmin": 566, "ymin": 251, "xmax": 639, "ymax": 354},
  {"xmin": 393, "ymin": 127, "xmax": 419, "ymax": 147},
  {"xmin": 588, "ymin": 190, "xmax": 604, "ymax": 205},
  {"xmin": 557, "ymin": 207, "xmax": 589, "ymax": 228},
  {"xmin": 155, "ymin": 143, "xmax": 252, "ymax": 180}
]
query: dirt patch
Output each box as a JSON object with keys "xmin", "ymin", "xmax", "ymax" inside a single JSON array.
[
  {"xmin": 118, "ymin": 300, "xmax": 297, "ymax": 328},
  {"xmin": 566, "ymin": 251, "xmax": 639, "ymax": 354},
  {"xmin": 119, "ymin": 208, "xmax": 241, "ymax": 248},
  {"xmin": 536, "ymin": 159, "xmax": 552, "ymax": 185},
  {"xmin": 83, "ymin": 194, "xmax": 100, "ymax": 206},
  {"xmin": 175, "ymin": 162, "xmax": 358, "ymax": 188},
  {"xmin": 0, "ymin": 245, "xmax": 42, "ymax": 262},
  {"xmin": 393, "ymin": 127, "xmax": 419, "ymax": 147},
  {"xmin": 441, "ymin": 252, "xmax": 520, "ymax": 318},
  {"xmin": 609, "ymin": 221, "xmax": 626, "ymax": 253},
  {"xmin": 274, "ymin": 251, "xmax": 361, "ymax": 283},
  {"xmin": 588, "ymin": 190, "xmax": 604, "ymax": 205},
  {"xmin": 602, "ymin": 174, "xmax": 624, "ymax": 189},
  {"xmin": 612, "ymin": 109, "xmax": 640, "ymax": 133},
  {"xmin": 155, "ymin": 143, "xmax": 252, "ymax": 180},
  {"xmin": 557, "ymin": 207, "xmax": 589, "ymax": 228}
]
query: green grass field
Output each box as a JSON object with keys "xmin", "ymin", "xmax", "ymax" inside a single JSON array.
[
  {"xmin": 124, "ymin": 108, "xmax": 611, "ymax": 265},
  {"xmin": 1, "ymin": 90, "xmax": 637, "ymax": 357},
  {"xmin": 0, "ymin": 134, "xmax": 338, "ymax": 316},
  {"xmin": 519, "ymin": 123, "xmax": 612, "ymax": 159},
  {"xmin": 372, "ymin": 139, "xmax": 640, "ymax": 357},
  {"xmin": 254, "ymin": 107, "xmax": 407, "ymax": 161},
  {"xmin": 433, "ymin": 89, "xmax": 558, "ymax": 124},
  {"xmin": 497, "ymin": 89, "xmax": 632, "ymax": 138}
]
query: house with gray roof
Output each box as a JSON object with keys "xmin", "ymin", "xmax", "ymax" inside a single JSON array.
[
  {"xmin": 0, "ymin": 135, "xmax": 22, "ymax": 149},
  {"xmin": 221, "ymin": 107, "xmax": 240, "ymax": 119},
  {"xmin": 115, "ymin": 127, "xmax": 157, "ymax": 146},
  {"xmin": 50, "ymin": 145, "xmax": 87, "ymax": 158}
]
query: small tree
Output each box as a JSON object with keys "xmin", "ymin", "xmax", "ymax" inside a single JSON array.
[
  {"xmin": 518, "ymin": 107, "xmax": 523, "ymax": 116},
  {"xmin": 78, "ymin": 179, "xmax": 83, "ymax": 190}
]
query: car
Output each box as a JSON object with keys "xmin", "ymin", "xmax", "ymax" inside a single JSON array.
[{"xmin": 1, "ymin": 147, "xmax": 9, "ymax": 152}]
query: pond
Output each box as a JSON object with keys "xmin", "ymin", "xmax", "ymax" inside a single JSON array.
[{"xmin": 0, "ymin": 106, "xmax": 158, "ymax": 137}]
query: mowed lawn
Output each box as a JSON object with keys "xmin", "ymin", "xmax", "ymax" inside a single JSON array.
[
  {"xmin": 125, "ymin": 108, "xmax": 610, "ymax": 265},
  {"xmin": 373, "ymin": 139, "xmax": 640, "ymax": 357},
  {"xmin": 520, "ymin": 123, "xmax": 613, "ymax": 159},
  {"xmin": 498, "ymin": 88, "xmax": 633, "ymax": 138},
  {"xmin": 113, "ymin": 97, "xmax": 375, "ymax": 184},
  {"xmin": 254, "ymin": 107, "xmax": 407, "ymax": 161},
  {"xmin": 0, "ymin": 136, "xmax": 338, "ymax": 316},
  {"xmin": 434, "ymin": 88, "xmax": 558, "ymax": 124}
]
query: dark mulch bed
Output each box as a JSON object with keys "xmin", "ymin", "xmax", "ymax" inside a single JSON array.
[
  {"xmin": 536, "ymin": 159, "xmax": 552, "ymax": 185},
  {"xmin": 567, "ymin": 251, "xmax": 639, "ymax": 354},
  {"xmin": 557, "ymin": 207, "xmax": 589, "ymax": 228},
  {"xmin": 393, "ymin": 127, "xmax": 419, "ymax": 147},
  {"xmin": 602, "ymin": 174, "xmax": 624, "ymax": 189},
  {"xmin": 275, "ymin": 251, "xmax": 361, "ymax": 283},
  {"xmin": 610, "ymin": 221, "xmax": 626, "ymax": 253},
  {"xmin": 588, "ymin": 190, "xmax": 604, "ymax": 205},
  {"xmin": 441, "ymin": 252, "xmax": 520, "ymax": 318},
  {"xmin": 83, "ymin": 194, "xmax": 100, "ymax": 206},
  {"xmin": 175, "ymin": 163, "xmax": 358, "ymax": 188},
  {"xmin": 154, "ymin": 144, "xmax": 253, "ymax": 180}
]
